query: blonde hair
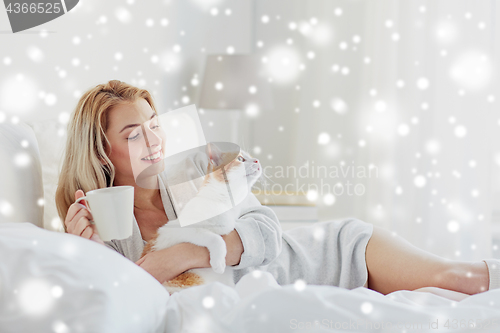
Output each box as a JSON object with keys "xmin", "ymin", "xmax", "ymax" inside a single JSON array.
[{"xmin": 55, "ymin": 80, "xmax": 158, "ymax": 227}]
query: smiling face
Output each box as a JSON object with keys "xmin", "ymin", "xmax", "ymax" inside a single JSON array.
[{"xmin": 105, "ymin": 98, "xmax": 166, "ymax": 188}]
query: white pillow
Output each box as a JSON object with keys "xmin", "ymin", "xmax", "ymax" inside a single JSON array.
[
  {"xmin": 0, "ymin": 122, "xmax": 44, "ymax": 227},
  {"xmin": 0, "ymin": 223, "xmax": 169, "ymax": 333},
  {"xmin": 27, "ymin": 119, "xmax": 67, "ymax": 230}
]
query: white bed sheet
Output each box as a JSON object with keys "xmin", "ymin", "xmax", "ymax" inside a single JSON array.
[
  {"xmin": 165, "ymin": 270, "xmax": 500, "ymax": 333},
  {"xmin": 0, "ymin": 222, "xmax": 169, "ymax": 333}
]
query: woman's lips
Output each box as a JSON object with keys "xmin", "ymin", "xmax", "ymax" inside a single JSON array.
[
  {"xmin": 141, "ymin": 150, "xmax": 163, "ymax": 163},
  {"xmin": 142, "ymin": 149, "xmax": 161, "ymax": 159}
]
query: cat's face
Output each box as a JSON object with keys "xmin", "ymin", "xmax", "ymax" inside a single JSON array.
[
  {"xmin": 207, "ymin": 145, "xmax": 262, "ymax": 189},
  {"xmin": 238, "ymin": 150, "xmax": 262, "ymax": 187}
]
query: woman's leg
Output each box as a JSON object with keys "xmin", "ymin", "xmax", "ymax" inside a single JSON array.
[{"xmin": 365, "ymin": 225, "xmax": 490, "ymax": 295}]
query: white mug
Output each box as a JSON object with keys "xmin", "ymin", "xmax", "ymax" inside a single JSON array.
[{"xmin": 75, "ymin": 186, "xmax": 134, "ymax": 242}]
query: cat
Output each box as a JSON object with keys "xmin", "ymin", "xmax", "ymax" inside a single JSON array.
[{"xmin": 141, "ymin": 143, "xmax": 262, "ymax": 294}]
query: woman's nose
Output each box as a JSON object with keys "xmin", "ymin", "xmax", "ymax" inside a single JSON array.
[{"xmin": 143, "ymin": 126, "xmax": 161, "ymax": 148}]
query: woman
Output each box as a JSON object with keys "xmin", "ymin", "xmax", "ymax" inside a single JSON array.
[
  {"xmin": 56, "ymin": 80, "xmax": 282, "ymax": 285},
  {"xmin": 56, "ymin": 80, "xmax": 499, "ymax": 300}
]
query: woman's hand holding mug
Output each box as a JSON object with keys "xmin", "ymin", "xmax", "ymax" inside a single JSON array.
[{"xmin": 64, "ymin": 189, "xmax": 104, "ymax": 245}]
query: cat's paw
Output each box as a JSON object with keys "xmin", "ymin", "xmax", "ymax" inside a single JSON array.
[{"xmin": 210, "ymin": 258, "xmax": 226, "ymax": 274}]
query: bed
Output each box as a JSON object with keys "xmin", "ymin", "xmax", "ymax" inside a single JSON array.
[{"xmin": 2, "ymin": 122, "xmax": 500, "ymax": 333}]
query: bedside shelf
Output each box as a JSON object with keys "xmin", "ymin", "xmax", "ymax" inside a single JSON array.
[
  {"xmin": 252, "ymin": 190, "xmax": 315, "ymax": 206},
  {"xmin": 253, "ymin": 190, "xmax": 319, "ymax": 231},
  {"xmin": 265, "ymin": 205, "xmax": 319, "ymax": 231}
]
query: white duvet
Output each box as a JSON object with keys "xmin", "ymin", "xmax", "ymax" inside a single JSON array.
[{"xmin": 1, "ymin": 222, "xmax": 500, "ymax": 333}]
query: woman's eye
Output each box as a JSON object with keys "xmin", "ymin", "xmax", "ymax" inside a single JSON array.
[
  {"xmin": 127, "ymin": 125, "xmax": 160, "ymax": 140},
  {"xmin": 237, "ymin": 156, "xmax": 244, "ymax": 162}
]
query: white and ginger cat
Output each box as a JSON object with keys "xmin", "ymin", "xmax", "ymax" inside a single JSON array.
[{"xmin": 141, "ymin": 143, "xmax": 262, "ymax": 294}]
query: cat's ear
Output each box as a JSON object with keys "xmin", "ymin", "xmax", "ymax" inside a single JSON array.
[
  {"xmin": 207, "ymin": 142, "xmax": 224, "ymax": 167},
  {"xmin": 240, "ymin": 149, "xmax": 250, "ymax": 158}
]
